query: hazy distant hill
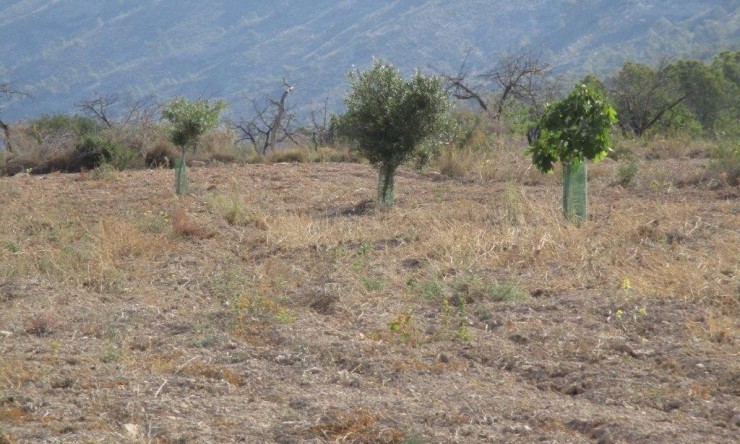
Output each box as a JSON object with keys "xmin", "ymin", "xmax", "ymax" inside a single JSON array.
[{"xmin": 0, "ymin": 0, "xmax": 737, "ymax": 121}]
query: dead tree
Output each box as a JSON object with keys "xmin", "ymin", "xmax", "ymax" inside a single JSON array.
[
  {"xmin": 304, "ymin": 98, "xmax": 335, "ymax": 149},
  {"xmin": 440, "ymin": 48, "xmax": 489, "ymax": 111},
  {"xmin": 440, "ymin": 50, "xmax": 553, "ymax": 119},
  {"xmin": 267, "ymin": 79, "xmax": 294, "ymax": 153},
  {"xmin": 75, "ymin": 92, "xmax": 160, "ymax": 128},
  {"xmin": 0, "ymin": 119, "xmax": 10, "ymax": 152},
  {"xmin": 75, "ymin": 93, "xmax": 119, "ymax": 128},
  {"xmin": 0, "ymin": 83, "xmax": 28, "ymax": 153},
  {"xmin": 235, "ymin": 80, "xmax": 297, "ymax": 155},
  {"xmin": 607, "ymin": 59, "xmax": 690, "ymax": 137},
  {"xmin": 482, "ymin": 51, "xmax": 552, "ymax": 117},
  {"xmin": 120, "ymin": 94, "xmax": 160, "ymax": 128}
]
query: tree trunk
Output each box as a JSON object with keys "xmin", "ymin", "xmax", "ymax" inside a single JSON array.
[
  {"xmin": 377, "ymin": 162, "xmax": 397, "ymax": 207},
  {"xmin": 267, "ymin": 84, "xmax": 292, "ymax": 153},
  {"xmin": 0, "ymin": 119, "xmax": 11, "ymax": 153}
]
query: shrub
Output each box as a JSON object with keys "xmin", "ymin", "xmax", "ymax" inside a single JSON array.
[
  {"xmin": 27, "ymin": 113, "xmax": 100, "ymax": 141},
  {"xmin": 144, "ymin": 141, "xmax": 178, "ymax": 168},
  {"xmin": 198, "ymin": 127, "xmax": 244, "ymax": 164},
  {"xmin": 75, "ymin": 134, "xmax": 138, "ymax": 170},
  {"xmin": 437, "ymin": 146, "xmax": 469, "ymax": 179}
]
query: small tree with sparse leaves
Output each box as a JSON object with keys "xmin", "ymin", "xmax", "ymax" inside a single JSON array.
[
  {"xmin": 527, "ymin": 81, "xmax": 617, "ymax": 222},
  {"xmin": 339, "ymin": 60, "xmax": 449, "ymax": 207},
  {"xmin": 162, "ymin": 97, "xmax": 226, "ymax": 194}
]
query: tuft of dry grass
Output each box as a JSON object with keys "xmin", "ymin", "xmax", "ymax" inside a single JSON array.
[
  {"xmin": 171, "ymin": 207, "xmax": 214, "ymax": 238},
  {"xmin": 312, "ymin": 146, "xmax": 362, "ymax": 163},
  {"xmin": 306, "ymin": 408, "xmax": 406, "ymax": 443},
  {"xmin": 430, "ymin": 137, "xmax": 547, "ymax": 184},
  {"xmin": 207, "ymin": 193, "xmax": 269, "ymax": 229},
  {"xmin": 178, "ymin": 359, "xmax": 245, "ymax": 387},
  {"xmin": 23, "ymin": 312, "xmax": 61, "ymax": 336},
  {"xmin": 266, "ymin": 146, "xmax": 310, "ymax": 163}
]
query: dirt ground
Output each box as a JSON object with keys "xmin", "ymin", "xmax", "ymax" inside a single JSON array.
[{"xmin": 0, "ymin": 159, "xmax": 737, "ymax": 443}]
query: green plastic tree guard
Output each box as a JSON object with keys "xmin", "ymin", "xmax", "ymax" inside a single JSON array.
[
  {"xmin": 563, "ymin": 159, "xmax": 587, "ymax": 223},
  {"xmin": 174, "ymin": 158, "xmax": 188, "ymax": 195}
]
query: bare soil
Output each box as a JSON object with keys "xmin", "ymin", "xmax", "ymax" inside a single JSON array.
[{"xmin": 0, "ymin": 159, "xmax": 737, "ymax": 443}]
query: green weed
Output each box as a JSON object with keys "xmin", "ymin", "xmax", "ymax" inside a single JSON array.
[
  {"xmin": 616, "ymin": 159, "xmax": 639, "ymax": 187},
  {"xmin": 362, "ymin": 277, "xmax": 385, "ymax": 292},
  {"xmin": 486, "ymin": 281, "xmax": 530, "ymax": 302},
  {"xmin": 420, "ymin": 278, "xmax": 444, "ymax": 300}
]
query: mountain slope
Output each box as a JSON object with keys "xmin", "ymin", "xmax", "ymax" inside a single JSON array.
[{"xmin": 0, "ymin": 0, "xmax": 737, "ymax": 121}]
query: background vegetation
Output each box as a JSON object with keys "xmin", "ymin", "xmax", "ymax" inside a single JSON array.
[{"xmin": 1, "ymin": 50, "xmax": 737, "ymax": 191}]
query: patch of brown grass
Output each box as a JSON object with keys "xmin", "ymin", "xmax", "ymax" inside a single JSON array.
[
  {"xmin": 171, "ymin": 207, "xmax": 214, "ymax": 238},
  {"xmin": 266, "ymin": 146, "xmax": 310, "ymax": 163},
  {"xmin": 179, "ymin": 360, "xmax": 245, "ymax": 386},
  {"xmin": 207, "ymin": 193, "xmax": 269, "ymax": 229},
  {"xmin": 308, "ymin": 408, "xmax": 405, "ymax": 443},
  {"xmin": 23, "ymin": 312, "xmax": 61, "ymax": 336},
  {"xmin": 0, "ymin": 407, "xmax": 32, "ymax": 422},
  {"xmin": 312, "ymin": 146, "xmax": 362, "ymax": 163}
]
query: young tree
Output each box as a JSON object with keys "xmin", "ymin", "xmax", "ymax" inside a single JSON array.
[
  {"xmin": 162, "ymin": 97, "xmax": 226, "ymax": 194},
  {"xmin": 340, "ymin": 59, "xmax": 449, "ymax": 207},
  {"xmin": 527, "ymin": 81, "xmax": 617, "ymax": 222}
]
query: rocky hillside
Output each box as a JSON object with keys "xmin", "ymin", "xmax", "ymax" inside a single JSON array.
[{"xmin": 0, "ymin": 0, "xmax": 737, "ymax": 120}]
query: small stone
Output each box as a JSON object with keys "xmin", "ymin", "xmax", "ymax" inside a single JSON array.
[
  {"xmin": 0, "ymin": 331, "xmax": 11, "ymax": 337},
  {"xmin": 731, "ymin": 414, "xmax": 740, "ymax": 427},
  {"xmin": 124, "ymin": 423, "xmax": 140, "ymax": 437}
]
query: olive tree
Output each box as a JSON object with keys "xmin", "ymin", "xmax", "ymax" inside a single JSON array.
[
  {"xmin": 340, "ymin": 60, "xmax": 449, "ymax": 207},
  {"xmin": 162, "ymin": 97, "xmax": 226, "ymax": 194},
  {"xmin": 527, "ymin": 81, "xmax": 617, "ymax": 222}
]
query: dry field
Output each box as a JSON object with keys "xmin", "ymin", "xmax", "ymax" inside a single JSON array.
[{"xmin": 0, "ymin": 150, "xmax": 737, "ymax": 443}]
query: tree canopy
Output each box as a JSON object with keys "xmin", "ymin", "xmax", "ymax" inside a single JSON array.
[
  {"xmin": 162, "ymin": 97, "xmax": 226, "ymax": 149},
  {"xmin": 340, "ymin": 59, "xmax": 449, "ymax": 206},
  {"xmin": 528, "ymin": 81, "xmax": 617, "ymax": 173}
]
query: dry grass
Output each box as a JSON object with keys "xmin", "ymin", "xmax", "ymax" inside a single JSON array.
[
  {"xmin": 0, "ymin": 156, "xmax": 737, "ymax": 442},
  {"xmin": 431, "ymin": 136, "xmax": 541, "ymax": 183},
  {"xmin": 171, "ymin": 207, "xmax": 214, "ymax": 239},
  {"xmin": 266, "ymin": 146, "xmax": 310, "ymax": 163}
]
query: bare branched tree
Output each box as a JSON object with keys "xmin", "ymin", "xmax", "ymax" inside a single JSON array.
[
  {"xmin": 439, "ymin": 48, "xmax": 489, "ymax": 111},
  {"xmin": 75, "ymin": 93, "xmax": 119, "ymax": 128},
  {"xmin": 1, "ymin": 82, "xmax": 29, "ymax": 153},
  {"xmin": 235, "ymin": 79, "xmax": 297, "ymax": 155},
  {"xmin": 75, "ymin": 92, "xmax": 160, "ymax": 129},
  {"xmin": 481, "ymin": 51, "xmax": 552, "ymax": 117},
  {"xmin": 304, "ymin": 97, "xmax": 334, "ymax": 149},
  {"xmin": 439, "ymin": 49, "xmax": 554, "ymax": 120}
]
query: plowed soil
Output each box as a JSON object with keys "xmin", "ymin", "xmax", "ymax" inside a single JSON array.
[{"xmin": 0, "ymin": 159, "xmax": 737, "ymax": 443}]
